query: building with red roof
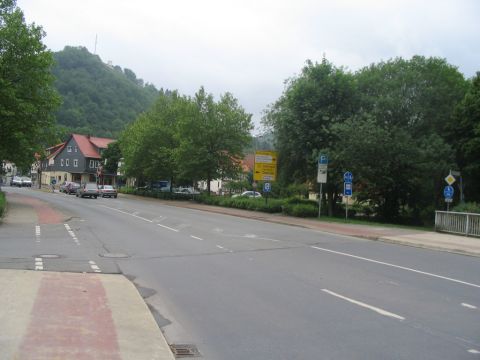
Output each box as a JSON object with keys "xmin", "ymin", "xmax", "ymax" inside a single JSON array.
[{"xmin": 40, "ymin": 134, "xmax": 116, "ymax": 186}]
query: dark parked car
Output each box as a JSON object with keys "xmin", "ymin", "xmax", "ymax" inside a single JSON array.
[
  {"xmin": 99, "ymin": 185, "xmax": 118, "ymax": 198},
  {"xmin": 76, "ymin": 183, "xmax": 100, "ymax": 198},
  {"xmin": 60, "ymin": 181, "xmax": 80, "ymax": 194}
]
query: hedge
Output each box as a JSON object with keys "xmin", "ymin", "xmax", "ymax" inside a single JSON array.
[{"xmin": 0, "ymin": 191, "xmax": 5, "ymax": 219}]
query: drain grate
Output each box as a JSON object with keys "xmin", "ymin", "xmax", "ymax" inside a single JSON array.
[{"xmin": 170, "ymin": 344, "xmax": 201, "ymax": 358}]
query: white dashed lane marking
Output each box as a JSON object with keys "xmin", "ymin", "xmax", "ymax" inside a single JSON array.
[
  {"xmin": 190, "ymin": 235, "xmax": 203, "ymax": 240},
  {"xmin": 35, "ymin": 257, "xmax": 43, "ymax": 271},
  {"xmin": 461, "ymin": 303, "xmax": 477, "ymax": 310},
  {"xmin": 64, "ymin": 223, "xmax": 80, "ymax": 245},
  {"xmin": 35, "ymin": 225, "xmax": 41, "ymax": 243},
  {"xmin": 468, "ymin": 349, "xmax": 480, "ymax": 354},
  {"xmin": 88, "ymin": 260, "xmax": 101, "ymax": 273},
  {"xmin": 322, "ymin": 289, "xmax": 405, "ymax": 321}
]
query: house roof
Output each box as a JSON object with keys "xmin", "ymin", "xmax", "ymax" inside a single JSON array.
[
  {"xmin": 242, "ymin": 153, "xmax": 255, "ymax": 172},
  {"xmin": 72, "ymin": 134, "xmax": 115, "ymax": 159},
  {"xmin": 47, "ymin": 143, "xmax": 66, "ymax": 159}
]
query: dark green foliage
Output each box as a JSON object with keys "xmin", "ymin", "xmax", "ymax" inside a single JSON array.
[
  {"xmin": 0, "ymin": 191, "xmax": 5, "ymax": 218},
  {"xmin": 52, "ymin": 46, "xmax": 158, "ymax": 138},
  {"xmin": 448, "ymin": 73, "xmax": 480, "ymax": 202},
  {"xmin": 264, "ymin": 55, "xmax": 471, "ymax": 224},
  {"xmin": 101, "ymin": 141, "xmax": 121, "ymax": 175},
  {"xmin": 0, "ymin": 0, "xmax": 61, "ymax": 168},
  {"xmin": 452, "ymin": 202, "xmax": 480, "ymax": 214},
  {"xmin": 282, "ymin": 203, "xmax": 317, "ymax": 217}
]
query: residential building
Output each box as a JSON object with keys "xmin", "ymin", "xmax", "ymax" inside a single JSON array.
[{"xmin": 40, "ymin": 134, "xmax": 116, "ymax": 186}]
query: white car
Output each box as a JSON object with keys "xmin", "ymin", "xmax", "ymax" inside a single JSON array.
[
  {"xmin": 232, "ymin": 191, "xmax": 262, "ymax": 198},
  {"xmin": 174, "ymin": 187, "xmax": 200, "ymax": 195}
]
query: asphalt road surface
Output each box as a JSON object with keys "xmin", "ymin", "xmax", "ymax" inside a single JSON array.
[{"xmin": 1, "ymin": 186, "xmax": 479, "ymax": 359}]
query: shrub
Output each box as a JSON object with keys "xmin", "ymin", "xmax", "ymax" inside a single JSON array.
[
  {"xmin": 452, "ymin": 202, "xmax": 480, "ymax": 214},
  {"xmin": 283, "ymin": 203, "xmax": 317, "ymax": 217},
  {"xmin": 0, "ymin": 191, "xmax": 5, "ymax": 218}
]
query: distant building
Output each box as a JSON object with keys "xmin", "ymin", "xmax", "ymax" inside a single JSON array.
[{"xmin": 40, "ymin": 134, "xmax": 116, "ymax": 186}]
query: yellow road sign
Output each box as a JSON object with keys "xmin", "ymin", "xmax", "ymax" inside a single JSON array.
[{"xmin": 254, "ymin": 150, "xmax": 277, "ymax": 181}]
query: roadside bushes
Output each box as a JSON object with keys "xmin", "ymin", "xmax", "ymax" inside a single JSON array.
[
  {"xmin": 452, "ymin": 202, "xmax": 480, "ymax": 214},
  {"xmin": 0, "ymin": 191, "xmax": 5, "ymax": 218},
  {"xmin": 282, "ymin": 198, "xmax": 318, "ymax": 217}
]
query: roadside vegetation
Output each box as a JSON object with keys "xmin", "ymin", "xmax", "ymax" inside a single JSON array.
[{"xmin": 0, "ymin": 191, "xmax": 6, "ymax": 219}]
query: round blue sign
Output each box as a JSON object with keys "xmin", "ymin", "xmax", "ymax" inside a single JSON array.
[
  {"xmin": 344, "ymin": 171, "xmax": 353, "ymax": 183},
  {"xmin": 444, "ymin": 185, "xmax": 454, "ymax": 198}
]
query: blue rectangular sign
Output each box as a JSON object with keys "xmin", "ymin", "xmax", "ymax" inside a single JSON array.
[{"xmin": 344, "ymin": 182, "xmax": 352, "ymax": 197}]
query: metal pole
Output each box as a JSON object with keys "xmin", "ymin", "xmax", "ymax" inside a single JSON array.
[
  {"xmin": 318, "ymin": 183, "xmax": 323, "ymax": 218},
  {"xmin": 345, "ymin": 196, "xmax": 348, "ymax": 221}
]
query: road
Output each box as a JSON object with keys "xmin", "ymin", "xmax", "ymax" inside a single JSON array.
[{"xmin": 1, "ymin": 186, "xmax": 479, "ymax": 359}]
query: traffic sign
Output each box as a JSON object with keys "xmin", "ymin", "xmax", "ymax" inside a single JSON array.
[
  {"xmin": 317, "ymin": 154, "xmax": 328, "ymax": 184},
  {"xmin": 319, "ymin": 155, "xmax": 328, "ymax": 165},
  {"xmin": 344, "ymin": 171, "xmax": 353, "ymax": 184},
  {"xmin": 445, "ymin": 174, "xmax": 456, "ymax": 185},
  {"xmin": 254, "ymin": 151, "xmax": 277, "ymax": 181},
  {"xmin": 344, "ymin": 182, "xmax": 352, "ymax": 197},
  {"xmin": 443, "ymin": 185, "xmax": 454, "ymax": 199},
  {"xmin": 263, "ymin": 182, "xmax": 271, "ymax": 193}
]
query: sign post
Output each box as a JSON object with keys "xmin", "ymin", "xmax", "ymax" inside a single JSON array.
[
  {"xmin": 343, "ymin": 171, "xmax": 353, "ymax": 221},
  {"xmin": 254, "ymin": 151, "xmax": 277, "ymax": 182},
  {"xmin": 317, "ymin": 155, "xmax": 328, "ymax": 217},
  {"xmin": 444, "ymin": 185, "xmax": 454, "ymax": 212},
  {"xmin": 263, "ymin": 182, "xmax": 271, "ymax": 205}
]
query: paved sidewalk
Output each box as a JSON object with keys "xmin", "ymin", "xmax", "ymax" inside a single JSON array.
[
  {"xmin": 0, "ymin": 270, "xmax": 174, "ymax": 360},
  {"xmin": 126, "ymin": 195, "xmax": 480, "ymax": 257}
]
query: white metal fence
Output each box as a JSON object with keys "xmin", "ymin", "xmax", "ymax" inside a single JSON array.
[{"xmin": 435, "ymin": 211, "xmax": 480, "ymax": 237}]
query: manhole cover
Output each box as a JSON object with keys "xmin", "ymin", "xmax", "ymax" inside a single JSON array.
[
  {"xmin": 170, "ymin": 344, "xmax": 201, "ymax": 358},
  {"xmin": 99, "ymin": 253, "xmax": 129, "ymax": 258},
  {"xmin": 37, "ymin": 254, "xmax": 60, "ymax": 259}
]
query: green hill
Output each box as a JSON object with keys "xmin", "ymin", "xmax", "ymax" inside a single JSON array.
[{"xmin": 52, "ymin": 46, "xmax": 159, "ymax": 138}]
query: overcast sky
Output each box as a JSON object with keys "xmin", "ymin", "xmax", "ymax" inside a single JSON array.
[{"xmin": 17, "ymin": 0, "xmax": 480, "ymax": 133}]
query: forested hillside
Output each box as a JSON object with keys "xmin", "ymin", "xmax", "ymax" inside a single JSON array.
[{"xmin": 52, "ymin": 46, "xmax": 159, "ymax": 138}]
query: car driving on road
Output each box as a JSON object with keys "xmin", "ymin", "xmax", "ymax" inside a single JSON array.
[
  {"xmin": 99, "ymin": 185, "xmax": 118, "ymax": 198},
  {"xmin": 76, "ymin": 183, "xmax": 100, "ymax": 198}
]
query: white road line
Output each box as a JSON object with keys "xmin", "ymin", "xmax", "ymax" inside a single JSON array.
[
  {"xmin": 88, "ymin": 260, "xmax": 101, "ymax": 273},
  {"xmin": 468, "ymin": 349, "xmax": 480, "ymax": 354},
  {"xmin": 35, "ymin": 257, "xmax": 43, "ymax": 271},
  {"xmin": 322, "ymin": 289, "xmax": 405, "ymax": 321},
  {"xmin": 311, "ymin": 246, "xmax": 480, "ymax": 289},
  {"xmin": 100, "ymin": 205, "xmax": 153, "ymax": 223},
  {"xmin": 157, "ymin": 223, "xmax": 179, "ymax": 232},
  {"xmin": 461, "ymin": 303, "xmax": 477, "ymax": 310},
  {"xmin": 35, "ymin": 225, "xmax": 41, "ymax": 243},
  {"xmin": 64, "ymin": 224, "xmax": 80, "ymax": 245},
  {"xmin": 216, "ymin": 245, "xmax": 225, "ymax": 249},
  {"xmin": 190, "ymin": 235, "xmax": 204, "ymax": 240}
]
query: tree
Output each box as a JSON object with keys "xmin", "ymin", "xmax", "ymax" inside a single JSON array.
[
  {"xmin": 101, "ymin": 141, "xmax": 122, "ymax": 175},
  {"xmin": 175, "ymin": 87, "xmax": 253, "ymax": 193},
  {"xmin": 263, "ymin": 58, "xmax": 358, "ymax": 214},
  {"xmin": 120, "ymin": 90, "xmax": 187, "ymax": 185},
  {"xmin": 449, "ymin": 73, "xmax": 480, "ymax": 202},
  {"xmin": 0, "ymin": 0, "xmax": 60, "ymax": 168}
]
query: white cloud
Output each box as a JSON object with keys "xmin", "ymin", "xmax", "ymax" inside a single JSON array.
[{"xmin": 17, "ymin": 0, "xmax": 480, "ymax": 132}]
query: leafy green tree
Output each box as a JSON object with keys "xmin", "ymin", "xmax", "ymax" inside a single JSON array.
[
  {"xmin": 120, "ymin": 90, "xmax": 187, "ymax": 185},
  {"xmin": 52, "ymin": 46, "xmax": 158, "ymax": 137},
  {"xmin": 101, "ymin": 141, "xmax": 121, "ymax": 175},
  {"xmin": 0, "ymin": 0, "xmax": 60, "ymax": 168},
  {"xmin": 449, "ymin": 73, "xmax": 480, "ymax": 201},
  {"xmin": 263, "ymin": 58, "xmax": 358, "ymax": 214},
  {"xmin": 175, "ymin": 87, "xmax": 253, "ymax": 193}
]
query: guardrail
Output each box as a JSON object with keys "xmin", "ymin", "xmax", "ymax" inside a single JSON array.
[{"xmin": 435, "ymin": 211, "xmax": 480, "ymax": 237}]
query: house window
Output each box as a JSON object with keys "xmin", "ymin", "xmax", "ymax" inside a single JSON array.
[
  {"xmin": 96, "ymin": 161, "xmax": 100, "ymax": 168},
  {"xmin": 73, "ymin": 159, "xmax": 78, "ymax": 167},
  {"xmin": 67, "ymin": 146, "xmax": 72, "ymax": 152},
  {"xmin": 89, "ymin": 160, "xmax": 94, "ymax": 168},
  {"xmin": 61, "ymin": 159, "xmax": 64, "ymax": 166},
  {"xmin": 74, "ymin": 146, "xmax": 78, "ymax": 152},
  {"xmin": 66, "ymin": 159, "xmax": 69, "ymax": 166}
]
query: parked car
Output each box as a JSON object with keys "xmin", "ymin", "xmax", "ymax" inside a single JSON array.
[
  {"xmin": 232, "ymin": 191, "xmax": 262, "ymax": 198},
  {"xmin": 76, "ymin": 183, "xmax": 100, "ymax": 198},
  {"xmin": 99, "ymin": 185, "xmax": 118, "ymax": 198},
  {"xmin": 21, "ymin": 177, "xmax": 32, "ymax": 187},
  {"xmin": 66, "ymin": 182, "xmax": 80, "ymax": 194},
  {"xmin": 174, "ymin": 187, "xmax": 200, "ymax": 195},
  {"xmin": 60, "ymin": 181, "xmax": 79, "ymax": 193},
  {"xmin": 10, "ymin": 176, "xmax": 23, "ymax": 187}
]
